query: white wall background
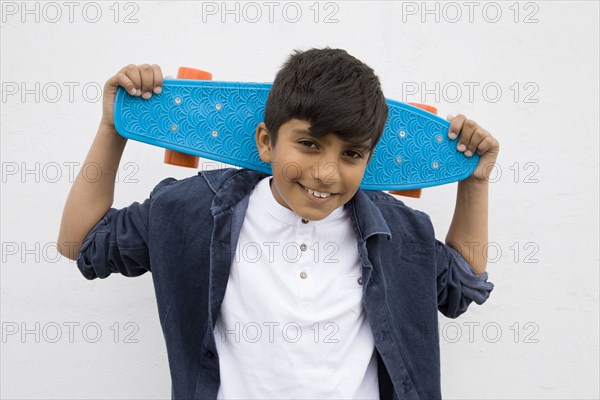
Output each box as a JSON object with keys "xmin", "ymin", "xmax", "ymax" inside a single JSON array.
[{"xmin": 1, "ymin": 1, "xmax": 598, "ymax": 399}]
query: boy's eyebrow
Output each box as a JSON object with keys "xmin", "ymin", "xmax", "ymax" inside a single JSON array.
[{"xmin": 290, "ymin": 129, "xmax": 372, "ymax": 151}]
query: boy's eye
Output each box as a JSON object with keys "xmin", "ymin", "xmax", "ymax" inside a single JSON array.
[
  {"xmin": 298, "ymin": 141, "xmax": 363, "ymax": 159},
  {"xmin": 346, "ymin": 151, "xmax": 363, "ymax": 159},
  {"xmin": 299, "ymin": 140, "xmax": 316, "ymax": 148}
]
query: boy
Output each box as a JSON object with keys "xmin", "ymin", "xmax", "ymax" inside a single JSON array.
[{"xmin": 57, "ymin": 48, "xmax": 499, "ymax": 399}]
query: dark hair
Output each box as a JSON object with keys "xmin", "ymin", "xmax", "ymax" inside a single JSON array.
[{"xmin": 264, "ymin": 48, "xmax": 388, "ymax": 157}]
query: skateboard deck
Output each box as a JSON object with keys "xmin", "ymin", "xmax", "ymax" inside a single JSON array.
[{"xmin": 114, "ymin": 79, "xmax": 478, "ymax": 191}]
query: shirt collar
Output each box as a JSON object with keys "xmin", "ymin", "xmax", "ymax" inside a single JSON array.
[
  {"xmin": 256, "ymin": 176, "xmax": 345, "ymax": 226},
  {"xmin": 205, "ymin": 168, "xmax": 392, "ymax": 241},
  {"xmin": 345, "ymin": 189, "xmax": 393, "ymax": 242}
]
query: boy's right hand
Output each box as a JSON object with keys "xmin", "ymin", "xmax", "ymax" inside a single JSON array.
[{"xmin": 101, "ymin": 64, "xmax": 165, "ymax": 130}]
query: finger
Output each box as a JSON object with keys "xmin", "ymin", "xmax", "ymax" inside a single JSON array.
[
  {"xmin": 448, "ymin": 113, "xmax": 466, "ymax": 141},
  {"xmin": 123, "ymin": 64, "xmax": 142, "ymax": 96},
  {"xmin": 474, "ymin": 135, "xmax": 493, "ymax": 155},
  {"xmin": 464, "ymin": 127, "xmax": 487, "ymax": 157},
  {"xmin": 475, "ymin": 135, "xmax": 500, "ymax": 156},
  {"xmin": 138, "ymin": 64, "xmax": 155, "ymax": 99},
  {"xmin": 446, "ymin": 114, "xmax": 457, "ymax": 140},
  {"xmin": 114, "ymin": 71, "xmax": 138, "ymax": 96},
  {"xmin": 151, "ymin": 64, "xmax": 163, "ymax": 94},
  {"xmin": 456, "ymin": 118, "xmax": 478, "ymax": 154}
]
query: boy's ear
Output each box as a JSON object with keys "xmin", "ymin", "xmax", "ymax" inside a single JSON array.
[{"xmin": 255, "ymin": 122, "xmax": 272, "ymax": 163}]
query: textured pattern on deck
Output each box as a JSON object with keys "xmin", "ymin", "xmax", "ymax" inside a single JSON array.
[{"xmin": 115, "ymin": 79, "xmax": 478, "ymax": 190}]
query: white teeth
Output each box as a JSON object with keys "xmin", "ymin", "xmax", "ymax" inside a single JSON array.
[{"xmin": 304, "ymin": 186, "xmax": 331, "ymax": 198}]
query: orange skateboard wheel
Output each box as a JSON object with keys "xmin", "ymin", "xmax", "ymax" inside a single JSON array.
[
  {"xmin": 408, "ymin": 102, "xmax": 438, "ymax": 115},
  {"xmin": 177, "ymin": 67, "xmax": 213, "ymax": 81},
  {"xmin": 163, "ymin": 67, "xmax": 213, "ymax": 168}
]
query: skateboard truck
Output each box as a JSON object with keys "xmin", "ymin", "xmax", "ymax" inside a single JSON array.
[{"xmin": 163, "ymin": 67, "xmax": 213, "ymax": 169}]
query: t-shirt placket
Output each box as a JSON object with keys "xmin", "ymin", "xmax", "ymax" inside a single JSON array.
[{"xmin": 295, "ymin": 218, "xmax": 316, "ymax": 311}]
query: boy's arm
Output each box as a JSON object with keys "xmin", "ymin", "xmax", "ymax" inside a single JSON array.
[
  {"xmin": 57, "ymin": 64, "xmax": 164, "ymax": 260},
  {"xmin": 443, "ymin": 114, "xmax": 500, "ymax": 275},
  {"xmin": 56, "ymin": 124, "xmax": 127, "ymax": 260},
  {"xmin": 446, "ymin": 180, "xmax": 490, "ymax": 275}
]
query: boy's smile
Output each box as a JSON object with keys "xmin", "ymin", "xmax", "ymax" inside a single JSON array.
[{"xmin": 256, "ymin": 119, "xmax": 372, "ymax": 221}]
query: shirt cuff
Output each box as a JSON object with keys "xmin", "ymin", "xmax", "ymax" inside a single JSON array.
[
  {"xmin": 76, "ymin": 208, "xmax": 118, "ymax": 280},
  {"xmin": 446, "ymin": 245, "xmax": 494, "ymax": 305}
]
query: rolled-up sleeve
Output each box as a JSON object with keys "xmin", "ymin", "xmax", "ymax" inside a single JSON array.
[
  {"xmin": 76, "ymin": 177, "xmax": 177, "ymax": 280},
  {"xmin": 436, "ymin": 239, "xmax": 494, "ymax": 318}
]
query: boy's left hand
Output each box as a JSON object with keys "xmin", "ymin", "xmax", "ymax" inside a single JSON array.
[{"xmin": 447, "ymin": 114, "xmax": 500, "ymax": 183}]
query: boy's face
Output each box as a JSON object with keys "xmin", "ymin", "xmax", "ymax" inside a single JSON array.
[{"xmin": 255, "ymin": 119, "xmax": 372, "ymax": 221}]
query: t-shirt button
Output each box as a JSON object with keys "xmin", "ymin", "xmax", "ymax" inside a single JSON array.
[
  {"xmin": 300, "ymin": 272, "xmax": 308, "ymax": 279},
  {"xmin": 301, "ymin": 218, "xmax": 309, "ymax": 224},
  {"xmin": 300, "ymin": 243, "xmax": 308, "ymax": 251},
  {"xmin": 357, "ymin": 277, "xmax": 364, "ymax": 285}
]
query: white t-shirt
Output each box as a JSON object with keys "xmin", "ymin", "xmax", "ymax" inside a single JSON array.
[{"xmin": 214, "ymin": 177, "xmax": 379, "ymax": 399}]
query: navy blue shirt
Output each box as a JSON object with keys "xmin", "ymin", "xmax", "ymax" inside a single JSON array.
[{"xmin": 77, "ymin": 167, "xmax": 494, "ymax": 399}]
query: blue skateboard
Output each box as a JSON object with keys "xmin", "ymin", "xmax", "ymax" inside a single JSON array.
[{"xmin": 114, "ymin": 75, "xmax": 477, "ymax": 192}]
